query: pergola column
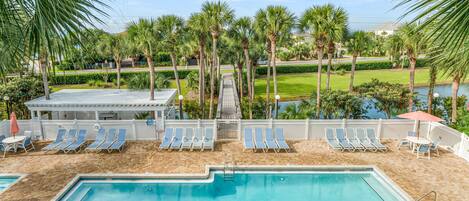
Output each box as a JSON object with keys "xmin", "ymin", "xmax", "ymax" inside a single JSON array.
[{"xmin": 95, "ymin": 111, "xmax": 99, "ymax": 121}]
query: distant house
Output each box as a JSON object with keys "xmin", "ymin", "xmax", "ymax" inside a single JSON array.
[{"xmin": 372, "ymin": 22, "xmax": 400, "ymax": 37}]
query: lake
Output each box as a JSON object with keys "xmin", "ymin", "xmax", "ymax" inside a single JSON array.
[{"xmin": 278, "ymin": 83, "xmax": 469, "ymax": 119}]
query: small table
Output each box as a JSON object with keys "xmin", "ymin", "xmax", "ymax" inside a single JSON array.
[
  {"xmin": 406, "ymin": 136, "xmax": 432, "ymax": 153},
  {"xmin": 2, "ymin": 136, "xmax": 26, "ymax": 158}
]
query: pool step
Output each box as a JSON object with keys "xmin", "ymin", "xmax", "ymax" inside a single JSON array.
[{"xmin": 76, "ymin": 187, "xmax": 92, "ymax": 201}]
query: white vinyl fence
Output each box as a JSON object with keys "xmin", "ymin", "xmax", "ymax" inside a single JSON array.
[{"xmin": 0, "ymin": 119, "xmax": 467, "ymax": 161}]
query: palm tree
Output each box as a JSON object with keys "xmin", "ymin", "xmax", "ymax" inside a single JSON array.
[
  {"xmin": 187, "ymin": 13, "xmax": 210, "ymax": 117},
  {"xmin": 384, "ymin": 34, "xmax": 404, "ymax": 68},
  {"xmin": 398, "ymin": 0, "xmax": 469, "ymax": 122},
  {"xmin": 255, "ymin": 6, "xmax": 295, "ymax": 118},
  {"xmin": 155, "ymin": 15, "xmax": 185, "ymax": 95},
  {"xmin": 0, "ymin": 0, "xmax": 108, "ymax": 100},
  {"xmin": 97, "ymin": 33, "xmax": 127, "ymax": 89},
  {"xmin": 397, "ymin": 23, "xmax": 424, "ymax": 112},
  {"xmin": 229, "ymin": 17, "xmax": 255, "ymax": 119},
  {"xmin": 127, "ymin": 19, "xmax": 157, "ymax": 100},
  {"xmin": 324, "ymin": 6, "xmax": 348, "ymax": 90},
  {"xmin": 346, "ymin": 31, "xmax": 370, "ymax": 92},
  {"xmin": 202, "ymin": 0, "xmax": 234, "ymax": 119},
  {"xmin": 300, "ymin": 4, "xmax": 331, "ymax": 118}
]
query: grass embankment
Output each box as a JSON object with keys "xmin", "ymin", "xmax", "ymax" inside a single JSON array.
[{"xmin": 254, "ymin": 68, "xmax": 453, "ymax": 100}]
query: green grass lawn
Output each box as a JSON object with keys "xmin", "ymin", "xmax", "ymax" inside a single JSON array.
[{"xmin": 254, "ymin": 68, "xmax": 454, "ymax": 100}]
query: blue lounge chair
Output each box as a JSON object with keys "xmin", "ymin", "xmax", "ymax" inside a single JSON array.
[
  {"xmin": 107, "ymin": 129, "xmax": 127, "ymax": 153},
  {"xmin": 42, "ymin": 129, "xmax": 67, "ymax": 151},
  {"xmin": 181, "ymin": 128, "xmax": 193, "ymax": 150},
  {"xmin": 336, "ymin": 128, "xmax": 355, "ymax": 152},
  {"xmin": 346, "ymin": 128, "xmax": 365, "ymax": 151},
  {"xmin": 265, "ymin": 128, "xmax": 279, "ymax": 152},
  {"xmin": 202, "ymin": 128, "xmax": 214, "ymax": 151},
  {"xmin": 398, "ymin": 131, "xmax": 416, "ymax": 150},
  {"xmin": 243, "ymin": 128, "xmax": 255, "ymax": 151},
  {"xmin": 97, "ymin": 128, "xmax": 117, "ymax": 150},
  {"xmin": 356, "ymin": 128, "xmax": 377, "ymax": 152},
  {"xmin": 325, "ymin": 128, "xmax": 342, "ymax": 151},
  {"xmin": 254, "ymin": 128, "xmax": 267, "ymax": 152},
  {"xmin": 86, "ymin": 128, "xmax": 107, "ymax": 151},
  {"xmin": 18, "ymin": 136, "xmax": 35, "ymax": 153},
  {"xmin": 64, "ymin": 130, "xmax": 87, "ymax": 153},
  {"xmin": 416, "ymin": 144, "xmax": 431, "ymax": 159},
  {"xmin": 191, "ymin": 128, "xmax": 203, "ymax": 151},
  {"xmin": 366, "ymin": 128, "xmax": 387, "ymax": 151},
  {"xmin": 0, "ymin": 135, "xmax": 5, "ymax": 151},
  {"xmin": 159, "ymin": 128, "xmax": 173, "ymax": 150},
  {"xmin": 54, "ymin": 129, "xmax": 77, "ymax": 151},
  {"xmin": 274, "ymin": 128, "xmax": 290, "ymax": 152},
  {"xmin": 170, "ymin": 128, "xmax": 183, "ymax": 150},
  {"xmin": 430, "ymin": 137, "xmax": 441, "ymax": 156}
]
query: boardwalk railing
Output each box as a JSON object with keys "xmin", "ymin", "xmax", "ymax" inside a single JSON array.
[{"xmin": 0, "ymin": 118, "xmax": 467, "ymax": 162}]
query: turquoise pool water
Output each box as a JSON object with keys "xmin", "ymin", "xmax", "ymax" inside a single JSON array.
[
  {"xmin": 0, "ymin": 176, "xmax": 19, "ymax": 193},
  {"xmin": 62, "ymin": 171, "xmax": 408, "ymax": 201}
]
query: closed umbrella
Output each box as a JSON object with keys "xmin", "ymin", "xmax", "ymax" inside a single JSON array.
[
  {"xmin": 397, "ymin": 111, "xmax": 444, "ymax": 138},
  {"xmin": 10, "ymin": 112, "xmax": 19, "ymax": 138}
]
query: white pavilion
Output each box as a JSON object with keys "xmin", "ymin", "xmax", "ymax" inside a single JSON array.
[{"xmin": 25, "ymin": 89, "xmax": 177, "ymax": 121}]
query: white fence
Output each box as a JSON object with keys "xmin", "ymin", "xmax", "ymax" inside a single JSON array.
[{"xmin": 0, "ymin": 119, "xmax": 467, "ymax": 162}]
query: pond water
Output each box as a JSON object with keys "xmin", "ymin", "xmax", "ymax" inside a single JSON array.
[{"xmin": 277, "ymin": 83, "xmax": 469, "ymax": 119}]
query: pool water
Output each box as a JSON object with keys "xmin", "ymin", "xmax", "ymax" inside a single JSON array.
[
  {"xmin": 62, "ymin": 172, "xmax": 408, "ymax": 201},
  {"xmin": 0, "ymin": 176, "xmax": 19, "ymax": 193}
]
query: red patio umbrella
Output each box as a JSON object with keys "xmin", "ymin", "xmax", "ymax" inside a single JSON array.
[
  {"xmin": 397, "ymin": 111, "xmax": 444, "ymax": 138},
  {"xmin": 10, "ymin": 112, "xmax": 19, "ymax": 138}
]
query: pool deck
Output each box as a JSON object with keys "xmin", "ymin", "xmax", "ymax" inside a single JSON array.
[{"xmin": 0, "ymin": 140, "xmax": 468, "ymax": 201}]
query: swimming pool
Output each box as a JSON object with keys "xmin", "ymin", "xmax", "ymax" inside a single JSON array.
[
  {"xmin": 57, "ymin": 166, "xmax": 412, "ymax": 201},
  {"xmin": 0, "ymin": 175, "xmax": 21, "ymax": 194}
]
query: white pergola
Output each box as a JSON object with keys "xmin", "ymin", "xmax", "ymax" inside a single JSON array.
[{"xmin": 25, "ymin": 89, "xmax": 177, "ymax": 120}]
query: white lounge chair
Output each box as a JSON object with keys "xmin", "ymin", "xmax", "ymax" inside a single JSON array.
[
  {"xmin": 181, "ymin": 128, "xmax": 193, "ymax": 151},
  {"xmin": 170, "ymin": 128, "xmax": 183, "ymax": 150},
  {"xmin": 325, "ymin": 128, "xmax": 342, "ymax": 151},
  {"xmin": 274, "ymin": 128, "xmax": 290, "ymax": 152},
  {"xmin": 243, "ymin": 128, "xmax": 255, "ymax": 151},
  {"xmin": 265, "ymin": 128, "xmax": 279, "ymax": 152},
  {"xmin": 335, "ymin": 128, "xmax": 355, "ymax": 152},
  {"xmin": 191, "ymin": 128, "xmax": 203, "ymax": 151},
  {"xmin": 159, "ymin": 128, "xmax": 173, "ymax": 150},
  {"xmin": 366, "ymin": 128, "xmax": 387, "ymax": 151},
  {"xmin": 356, "ymin": 128, "xmax": 377, "ymax": 152},
  {"xmin": 254, "ymin": 128, "xmax": 267, "ymax": 152},
  {"xmin": 346, "ymin": 128, "xmax": 365, "ymax": 151},
  {"xmin": 202, "ymin": 128, "xmax": 214, "ymax": 151}
]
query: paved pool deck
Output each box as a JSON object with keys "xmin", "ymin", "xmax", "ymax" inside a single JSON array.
[{"xmin": 0, "ymin": 140, "xmax": 468, "ymax": 201}]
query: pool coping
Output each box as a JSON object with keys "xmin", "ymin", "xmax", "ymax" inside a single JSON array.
[
  {"xmin": 52, "ymin": 165, "xmax": 414, "ymax": 201},
  {"xmin": 0, "ymin": 173, "xmax": 27, "ymax": 196}
]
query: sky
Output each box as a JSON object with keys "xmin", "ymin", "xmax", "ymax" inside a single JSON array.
[{"xmin": 96, "ymin": 0, "xmax": 414, "ymax": 33}]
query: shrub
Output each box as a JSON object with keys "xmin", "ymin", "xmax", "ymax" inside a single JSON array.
[{"xmin": 127, "ymin": 73, "xmax": 170, "ymax": 90}]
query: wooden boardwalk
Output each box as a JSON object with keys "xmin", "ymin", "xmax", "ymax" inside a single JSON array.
[{"xmin": 217, "ymin": 74, "xmax": 241, "ymax": 119}]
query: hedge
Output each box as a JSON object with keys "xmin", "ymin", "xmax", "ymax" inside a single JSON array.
[
  {"xmin": 255, "ymin": 59, "xmax": 428, "ymax": 75},
  {"xmin": 51, "ymin": 59, "xmax": 429, "ymax": 85},
  {"xmin": 50, "ymin": 69, "xmax": 195, "ymax": 85}
]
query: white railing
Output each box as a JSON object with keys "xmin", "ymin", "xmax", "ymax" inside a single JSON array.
[{"xmin": 0, "ymin": 118, "xmax": 467, "ymax": 162}]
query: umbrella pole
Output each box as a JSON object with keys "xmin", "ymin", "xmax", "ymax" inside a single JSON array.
[{"xmin": 416, "ymin": 120, "xmax": 421, "ymax": 138}]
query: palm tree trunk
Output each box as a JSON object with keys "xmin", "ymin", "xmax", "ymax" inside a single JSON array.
[
  {"xmin": 170, "ymin": 52, "xmax": 182, "ymax": 95},
  {"xmin": 40, "ymin": 57, "xmax": 50, "ymax": 100},
  {"xmin": 251, "ymin": 64, "xmax": 256, "ymax": 101},
  {"xmin": 147, "ymin": 56, "xmax": 155, "ymax": 100},
  {"xmin": 451, "ymin": 74, "xmax": 460, "ymax": 123},
  {"xmin": 265, "ymin": 43, "xmax": 272, "ymax": 119},
  {"xmin": 199, "ymin": 41, "xmax": 206, "ymax": 118},
  {"xmin": 116, "ymin": 59, "xmax": 122, "ymax": 89},
  {"xmin": 349, "ymin": 54, "xmax": 357, "ymax": 92},
  {"xmin": 427, "ymin": 65, "xmax": 437, "ymax": 114},
  {"xmin": 237, "ymin": 62, "xmax": 243, "ymax": 100},
  {"xmin": 131, "ymin": 57, "xmax": 136, "ymax": 67},
  {"xmin": 316, "ymin": 47, "xmax": 323, "ymax": 118},
  {"xmin": 408, "ymin": 56, "xmax": 416, "ymax": 112},
  {"xmin": 243, "ymin": 46, "xmax": 253, "ymax": 119},
  {"xmin": 326, "ymin": 43, "xmax": 334, "ymax": 90},
  {"xmin": 271, "ymin": 39, "xmax": 278, "ymax": 97},
  {"xmin": 209, "ymin": 35, "xmax": 218, "ymax": 119}
]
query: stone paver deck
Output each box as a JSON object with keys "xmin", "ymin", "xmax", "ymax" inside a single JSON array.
[{"xmin": 0, "ymin": 140, "xmax": 468, "ymax": 201}]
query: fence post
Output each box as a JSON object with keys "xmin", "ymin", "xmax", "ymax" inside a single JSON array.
[
  {"xmin": 270, "ymin": 118, "xmax": 273, "ymax": 129},
  {"xmin": 305, "ymin": 118, "xmax": 309, "ymax": 140},
  {"xmin": 342, "ymin": 118, "xmax": 346, "ymax": 129},
  {"xmin": 213, "ymin": 118, "xmax": 218, "ymax": 140},
  {"xmin": 132, "ymin": 119, "xmax": 137, "ymax": 140},
  {"xmin": 458, "ymin": 133, "xmax": 466, "ymax": 156},
  {"xmin": 377, "ymin": 118, "xmax": 383, "ymax": 139},
  {"xmin": 238, "ymin": 119, "xmax": 242, "ymax": 141}
]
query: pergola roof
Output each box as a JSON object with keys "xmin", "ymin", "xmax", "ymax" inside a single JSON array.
[{"xmin": 25, "ymin": 89, "xmax": 177, "ymax": 111}]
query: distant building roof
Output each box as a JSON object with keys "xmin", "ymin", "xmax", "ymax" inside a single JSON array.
[
  {"xmin": 372, "ymin": 22, "xmax": 400, "ymax": 31},
  {"xmin": 25, "ymin": 89, "xmax": 177, "ymax": 111}
]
